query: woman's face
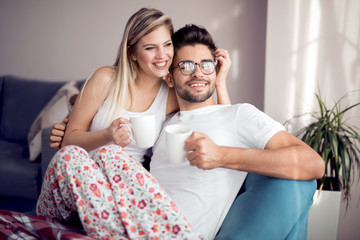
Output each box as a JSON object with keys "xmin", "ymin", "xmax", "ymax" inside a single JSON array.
[{"xmin": 132, "ymin": 25, "xmax": 174, "ymax": 80}]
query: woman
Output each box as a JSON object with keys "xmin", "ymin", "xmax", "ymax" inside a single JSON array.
[
  {"xmin": 37, "ymin": 8, "xmax": 230, "ymax": 239},
  {"xmin": 52, "ymin": 8, "xmax": 230, "ymax": 163}
]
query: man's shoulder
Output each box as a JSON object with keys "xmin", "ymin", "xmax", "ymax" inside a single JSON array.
[
  {"xmin": 217, "ymin": 103, "xmax": 259, "ymax": 113},
  {"xmin": 190, "ymin": 103, "xmax": 259, "ymax": 116}
]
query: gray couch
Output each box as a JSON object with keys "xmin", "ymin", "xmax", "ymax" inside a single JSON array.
[{"xmin": 0, "ymin": 75, "xmax": 83, "ymax": 213}]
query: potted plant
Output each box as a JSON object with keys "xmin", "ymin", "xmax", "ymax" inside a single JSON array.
[
  {"xmin": 285, "ymin": 91, "xmax": 360, "ymax": 204},
  {"xmin": 285, "ymin": 91, "xmax": 360, "ymax": 239}
]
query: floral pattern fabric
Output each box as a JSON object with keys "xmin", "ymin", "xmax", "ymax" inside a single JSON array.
[{"xmin": 36, "ymin": 144, "xmax": 201, "ymax": 240}]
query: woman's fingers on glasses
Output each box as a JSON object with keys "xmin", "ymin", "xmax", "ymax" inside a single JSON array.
[{"xmin": 215, "ymin": 48, "xmax": 229, "ymax": 56}]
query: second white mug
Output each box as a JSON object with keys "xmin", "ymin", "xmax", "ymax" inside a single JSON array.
[
  {"xmin": 165, "ymin": 124, "xmax": 193, "ymax": 164},
  {"xmin": 130, "ymin": 114, "xmax": 155, "ymax": 148}
]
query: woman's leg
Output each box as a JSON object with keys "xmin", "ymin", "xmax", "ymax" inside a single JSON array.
[
  {"xmin": 215, "ymin": 173, "xmax": 316, "ymax": 240},
  {"xmin": 92, "ymin": 144, "xmax": 200, "ymax": 239},
  {"xmin": 36, "ymin": 145, "xmax": 127, "ymax": 239},
  {"xmin": 37, "ymin": 144, "xmax": 201, "ymax": 239}
]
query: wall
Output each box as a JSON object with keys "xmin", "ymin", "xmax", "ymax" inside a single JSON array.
[
  {"xmin": 2, "ymin": 0, "xmax": 359, "ymax": 238},
  {"xmin": 0, "ymin": 0, "xmax": 268, "ymax": 109},
  {"xmin": 265, "ymin": 0, "xmax": 360, "ymax": 239}
]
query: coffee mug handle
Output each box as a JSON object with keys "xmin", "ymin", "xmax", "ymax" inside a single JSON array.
[{"xmin": 122, "ymin": 123, "xmax": 136, "ymax": 143}]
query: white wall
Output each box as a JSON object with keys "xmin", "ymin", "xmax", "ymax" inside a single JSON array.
[
  {"xmin": 0, "ymin": 0, "xmax": 267, "ymax": 109},
  {"xmin": 265, "ymin": 0, "xmax": 360, "ymax": 239}
]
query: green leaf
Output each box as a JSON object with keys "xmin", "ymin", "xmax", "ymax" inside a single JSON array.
[{"xmin": 286, "ymin": 90, "xmax": 360, "ymax": 205}]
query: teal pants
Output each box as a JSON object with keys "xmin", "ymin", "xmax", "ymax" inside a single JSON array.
[{"xmin": 215, "ymin": 173, "xmax": 316, "ymax": 240}]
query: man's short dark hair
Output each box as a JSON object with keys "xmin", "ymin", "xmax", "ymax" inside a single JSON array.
[{"xmin": 171, "ymin": 24, "xmax": 217, "ymax": 67}]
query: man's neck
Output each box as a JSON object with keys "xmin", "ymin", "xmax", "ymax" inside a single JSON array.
[{"xmin": 178, "ymin": 97, "xmax": 216, "ymax": 111}]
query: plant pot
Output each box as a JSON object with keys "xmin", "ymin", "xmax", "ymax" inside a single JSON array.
[
  {"xmin": 317, "ymin": 177, "xmax": 340, "ymax": 192},
  {"xmin": 307, "ymin": 189, "xmax": 341, "ymax": 240}
]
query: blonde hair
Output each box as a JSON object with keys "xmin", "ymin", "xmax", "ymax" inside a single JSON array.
[{"xmin": 100, "ymin": 8, "xmax": 173, "ymax": 127}]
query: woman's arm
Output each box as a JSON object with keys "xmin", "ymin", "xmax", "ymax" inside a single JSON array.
[
  {"xmin": 61, "ymin": 66, "xmax": 131, "ymax": 152},
  {"xmin": 215, "ymin": 48, "xmax": 231, "ymax": 105},
  {"xmin": 165, "ymin": 88, "xmax": 180, "ymax": 115}
]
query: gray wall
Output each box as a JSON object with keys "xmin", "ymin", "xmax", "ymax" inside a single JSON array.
[{"xmin": 0, "ymin": 0, "xmax": 267, "ymax": 110}]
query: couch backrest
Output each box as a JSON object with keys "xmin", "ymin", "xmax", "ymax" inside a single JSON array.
[{"xmin": 0, "ymin": 75, "xmax": 66, "ymax": 142}]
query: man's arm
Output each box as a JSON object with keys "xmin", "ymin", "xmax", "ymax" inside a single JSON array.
[
  {"xmin": 50, "ymin": 118, "xmax": 68, "ymax": 150},
  {"xmin": 185, "ymin": 131, "xmax": 325, "ymax": 180}
]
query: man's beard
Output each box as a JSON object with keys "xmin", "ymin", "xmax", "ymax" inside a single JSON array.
[{"xmin": 174, "ymin": 78, "xmax": 215, "ymax": 103}]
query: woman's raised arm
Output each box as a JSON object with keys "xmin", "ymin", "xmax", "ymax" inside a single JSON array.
[{"xmin": 214, "ymin": 48, "xmax": 231, "ymax": 105}]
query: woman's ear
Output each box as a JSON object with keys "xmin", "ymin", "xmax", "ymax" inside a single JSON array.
[
  {"xmin": 129, "ymin": 46, "xmax": 137, "ymax": 61},
  {"xmin": 165, "ymin": 73, "xmax": 174, "ymax": 88}
]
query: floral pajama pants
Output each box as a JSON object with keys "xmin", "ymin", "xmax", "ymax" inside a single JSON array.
[{"xmin": 36, "ymin": 144, "xmax": 200, "ymax": 240}]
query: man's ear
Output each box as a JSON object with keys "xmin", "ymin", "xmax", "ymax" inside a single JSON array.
[{"xmin": 165, "ymin": 73, "xmax": 174, "ymax": 88}]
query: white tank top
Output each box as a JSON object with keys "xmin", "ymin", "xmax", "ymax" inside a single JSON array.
[{"xmin": 89, "ymin": 80, "xmax": 169, "ymax": 162}]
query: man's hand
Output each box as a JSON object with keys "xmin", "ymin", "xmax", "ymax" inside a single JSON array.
[
  {"xmin": 50, "ymin": 118, "xmax": 68, "ymax": 150},
  {"xmin": 107, "ymin": 117, "xmax": 132, "ymax": 147},
  {"xmin": 185, "ymin": 132, "xmax": 224, "ymax": 170}
]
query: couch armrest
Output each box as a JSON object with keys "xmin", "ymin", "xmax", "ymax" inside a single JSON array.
[{"xmin": 41, "ymin": 126, "xmax": 57, "ymax": 180}]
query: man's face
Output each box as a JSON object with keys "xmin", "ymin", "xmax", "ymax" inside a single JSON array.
[{"xmin": 169, "ymin": 44, "xmax": 216, "ymax": 103}]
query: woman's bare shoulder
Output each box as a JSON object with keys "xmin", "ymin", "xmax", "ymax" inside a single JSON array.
[
  {"xmin": 88, "ymin": 66, "xmax": 115, "ymax": 87},
  {"xmin": 79, "ymin": 66, "xmax": 115, "ymax": 107}
]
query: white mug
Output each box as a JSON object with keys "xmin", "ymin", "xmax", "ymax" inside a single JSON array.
[
  {"xmin": 130, "ymin": 114, "xmax": 155, "ymax": 148},
  {"xmin": 165, "ymin": 124, "xmax": 193, "ymax": 163}
]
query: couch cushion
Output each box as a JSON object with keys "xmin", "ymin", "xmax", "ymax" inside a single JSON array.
[
  {"xmin": 0, "ymin": 75, "xmax": 66, "ymax": 142},
  {"xmin": 0, "ymin": 139, "xmax": 41, "ymax": 201},
  {"xmin": 28, "ymin": 80, "xmax": 79, "ymax": 161}
]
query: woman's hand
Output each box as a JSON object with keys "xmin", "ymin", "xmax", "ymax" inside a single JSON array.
[
  {"xmin": 51, "ymin": 117, "xmax": 132, "ymax": 150},
  {"xmin": 107, "ymin": 117, "xmax": 132, "ymax": 147},
  {"xmin": 50, "ymin": 118, "xmax": 68, "ymax": 150},
  {"xmin": 215, "ymin": 48, "xmax": 231, "ymax": 104},
  {"xmin": 215, "ymin": 48, "xmax": 231, "ymax": 87}
]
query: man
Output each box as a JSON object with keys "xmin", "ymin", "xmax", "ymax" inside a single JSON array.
[
  {"xmin": 47, "ymin": 25, "xmax": 324, "ymax": 239},
  {"xmin": 153, "ymin": 24, "xmax": 324, "ymax": 239}
]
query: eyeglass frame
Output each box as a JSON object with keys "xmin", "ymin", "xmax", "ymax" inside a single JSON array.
[{"xmin": 170, "ymin": 60, "xmax": 218, "ymax": 75}]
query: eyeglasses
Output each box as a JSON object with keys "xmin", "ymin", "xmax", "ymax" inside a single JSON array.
[{"xmin": 172, "ymin": 60, "xmax": 217, "ymax": 75}]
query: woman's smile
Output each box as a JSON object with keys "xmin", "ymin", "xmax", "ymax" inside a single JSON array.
[{"xmin": 132, "ymin": 25, "xmax": 174, "ymax": 80}]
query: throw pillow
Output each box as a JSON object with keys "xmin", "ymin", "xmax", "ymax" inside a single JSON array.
[{"xmin": 28, "ymin": 80, "xmax": 79, "ymax": 161}]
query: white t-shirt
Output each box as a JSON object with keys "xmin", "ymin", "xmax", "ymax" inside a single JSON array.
[
  {"xmin": 89, "ymin": 80, "xmax": 169, "ymax": 162},
  {"xmin": 150, "ymin": 103, "xmax": 285, "ymax": 239}
]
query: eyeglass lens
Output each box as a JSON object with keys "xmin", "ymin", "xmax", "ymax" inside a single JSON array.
[{"xmin": 179, "ymin": 61, "xmax": 215, "ymax": 75}]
